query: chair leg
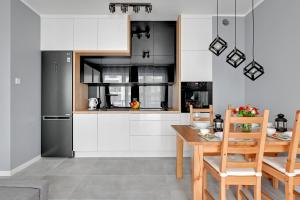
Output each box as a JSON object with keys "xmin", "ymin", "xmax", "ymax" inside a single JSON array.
[
  {"xmin": 203, "ymin": 167, "xmax": 207, "ymax": 200},
  {"xmin": 220, "ymin": 177, "xmax": 226, "ymax": 200},
  {"xmin": 254, "ymin": 176, "xmax": 261, "ymax": 200},
  {"xmin": 236, "ymin": 185, "xmax": 242, "ymax": 200},
  {"xmin": 272, "ymin": 177, "xmax": 279, "ymax": 190},
  {"xmin": 285, "ymin": 177, "xmax": 294, "ymax": 200}
]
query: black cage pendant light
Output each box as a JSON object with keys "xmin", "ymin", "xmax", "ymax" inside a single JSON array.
[
  {"xmin": 209, "ymin": 0, "xmax": 228, "ymax": 56},
  {"xmin": 243, "ymin": 0, "xmax": 264, "ymax": 81},
  {"xmin": 226, "ymin": 0, "xmax": 246, "ymax": 68}
]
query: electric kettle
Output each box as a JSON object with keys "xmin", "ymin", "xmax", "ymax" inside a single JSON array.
[{"xmin": 88, "ymin": 98, "xmax": 98, "ymax": 110}]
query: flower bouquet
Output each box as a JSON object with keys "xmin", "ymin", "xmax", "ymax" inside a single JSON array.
[{"xmin": 232, "ymin": 105, "xmax": 259, "ymax": 132}]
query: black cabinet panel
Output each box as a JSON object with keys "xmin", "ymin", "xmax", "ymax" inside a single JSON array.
[
  {"xmin": 131, "ymin": 22, "xmax": 154, "ymax": 56},
  {"xmin": 153, "ymin": 22, "xmax": 175, "ymax": 56},
  {"xmin": 131, "ymin": 55, "xmax": 154, "ymax": 64}
]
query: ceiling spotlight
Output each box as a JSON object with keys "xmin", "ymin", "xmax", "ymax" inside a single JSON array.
[
  {"xmin": 133, "ymin": 5, "xmax": 140, "ymax": 13},
  {"xmin": 121, "ymin": 4, "xmax": 128, "ymax": 13},
  {"xmin": 145, "ymin": 5, "xmax": 152, "ymax": 13},
  {"xmin": 109, "ymin": 4, "xmax": 115, "ymax": 13}
]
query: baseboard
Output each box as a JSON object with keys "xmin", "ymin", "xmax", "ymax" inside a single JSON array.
[
  {"xmin": 0, "ymin": 155, "xmax": 41, "ymax": 177},
  {"xmin": 0, "ymin": 171, "xmax": 12, "ymax": 176},
  {"xmin": 75, "ymin": 151, "xmax": 192, "ymax": 158}
]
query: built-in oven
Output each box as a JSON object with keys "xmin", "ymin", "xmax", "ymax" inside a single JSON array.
[{"xmin": 181, "ymin": 82, "xmax": 213, "ymax": 113}]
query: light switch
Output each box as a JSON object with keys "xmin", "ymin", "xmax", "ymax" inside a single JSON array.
[{"xmin": 15, "ymin": 78, "xmax": 21, "ymax": 85}]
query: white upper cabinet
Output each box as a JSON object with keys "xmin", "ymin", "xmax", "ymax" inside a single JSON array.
[
  {"xmin": 181, "ymin": 17, "xmax": 212, "ymax": 51},
  {"xmin": 98, "ymin": 16, "xmax": 128, "ymax": 51},
  {"xmin": 41, "ymin": 18, "xmax": 74, "ymax": 50},
  {"xmin": 180, "ymin": 15, "xmax": 213, "ymax": 82},
  {"xmin": 181, "ymin": 51, "xmax": 212, "ymax": 82},
  {"xmin": 41, "ymin": 15, "xmax": 129, "ymax": 51},
  {"xmin": 74, "ymin": 18, "xmax": 98, "ymax": 50}
]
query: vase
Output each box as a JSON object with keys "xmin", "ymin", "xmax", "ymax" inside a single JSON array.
[{"xmin": 241, "ymin": 124, "xmax": 252, "ymax": 132}]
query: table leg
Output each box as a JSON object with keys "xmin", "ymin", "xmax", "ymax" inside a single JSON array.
[
  {"xmin": 193, "ymin": 145, "xmax": 203, "ymax": 200},
  {"xmin": 176, "ymin": 135, "xmax": 184, "ymax": 179}
]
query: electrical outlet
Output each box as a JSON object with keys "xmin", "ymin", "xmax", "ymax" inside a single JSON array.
[{"xmin": 15, "ymin": 78, "xmax": 21, "ymax": 85}]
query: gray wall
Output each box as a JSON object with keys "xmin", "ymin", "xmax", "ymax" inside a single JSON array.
[
  {"xmin": 213, "ymin": 17, "xmax": 246, "ymax": 115},
  {"xmin": 10, "ymin": 0, "xmax": 41, "ymax": 169},
  {"xmin": 0, "ymin": 0, "xmax": 11, "ymax": 171},
  {"xmin": 245, "ymin": 0, "xmax": 300, "ymax": 123}
]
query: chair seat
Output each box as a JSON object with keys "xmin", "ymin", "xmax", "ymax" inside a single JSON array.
[
  {"xmin": 263, "ymin": 156, "xmax": 300, "ymax": 176},
  {"xmin": 204, "ymin": 156, "xmax": 261, "ymax": 177}
]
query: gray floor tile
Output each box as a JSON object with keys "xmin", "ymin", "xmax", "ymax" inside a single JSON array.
[{"xmin": 9, "ymin": 157, "xmax": 288, "ymax": 200}]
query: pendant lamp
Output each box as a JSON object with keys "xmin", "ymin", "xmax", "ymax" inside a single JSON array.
[
  {"xmin": 243, "ymin": 0, "xmax": 264, "ymax": 81},
  {"xmin": 226, "ymin": 0, "xmax": 246, "ymax": 68},
  {"xmin": 209, "ymin": 0, "xmax": 228, "ymax": 56}
]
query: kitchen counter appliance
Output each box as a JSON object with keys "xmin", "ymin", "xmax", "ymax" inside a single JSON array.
[
  {"xmin": 181, "ymin": 82, "xmax": 213, "ymax": 113},
  {"xmin": 42, "ymin": 51, "xmax": 74, "ymax": 157}
]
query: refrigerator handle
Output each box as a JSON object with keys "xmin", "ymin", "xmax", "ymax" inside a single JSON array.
[{"xmin": 42, "ymin": 116, "xmax": 72, "ymax": 120}]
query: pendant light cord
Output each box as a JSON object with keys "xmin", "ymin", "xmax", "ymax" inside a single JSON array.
[
  {"xmin": 252, "ymin": 0, "xmax": 255, "ymax": 60},
  {"xmin": 234, "ymin": 0, "xmax": 237, "ymax": 48},
  {"xmin": 217, "ymin": 0, "xmax": 219, "ymax": 36}
]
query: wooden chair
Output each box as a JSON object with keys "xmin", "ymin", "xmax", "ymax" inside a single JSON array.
[
  {"xmin": 189, "ymin": 105, "xmax": 214, "ymax": 126},
  {"xmin": 203, "ymin": 109, "xmax": 269, "ymax": 200},
  {"xmin": 262, "ymin": 110, "xmax": 300, "ymax": 200}
]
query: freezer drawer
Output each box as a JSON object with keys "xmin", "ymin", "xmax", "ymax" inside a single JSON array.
[{"xmin": 42, "ymin": 116, "xmax": 73, "ymax": 157}]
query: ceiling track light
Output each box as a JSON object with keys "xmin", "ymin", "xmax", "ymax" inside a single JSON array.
[{"xmin": 109, "ymin": 3, "xmax": 152, "ymax": 14}]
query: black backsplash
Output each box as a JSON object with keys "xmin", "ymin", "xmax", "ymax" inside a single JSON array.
[{"xmin": 84, "ymin": 21, "xmax": 176, "ymax": 109}]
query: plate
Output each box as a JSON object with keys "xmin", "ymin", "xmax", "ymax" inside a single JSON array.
[{"xmin": 270, "ymin": 133, "xmax": 291, "ymax": 141}]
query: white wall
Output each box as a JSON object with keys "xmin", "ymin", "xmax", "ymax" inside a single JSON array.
[
  {"xmin": 212, "ymin": 16, "xmax": 246, "ymax": 115},
  {"xmin": 0, "ymin": 0, "xmax": 11, "ymax": 172},
  {"xmin": 0, "ymin": 0, "xmax": 40, "ymax": 172},
  {"xmin": 245, "ymin": 0, "xmax": 300, "ymax": 122},
  {"xmin": 10, "ymin": 0, "xmax": 41, "ymax": 169}
]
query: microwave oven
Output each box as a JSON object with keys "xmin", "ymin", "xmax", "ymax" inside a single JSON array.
[{"xmin": 181, "ymin": 82, "xmax": 213, "ymax": 113}]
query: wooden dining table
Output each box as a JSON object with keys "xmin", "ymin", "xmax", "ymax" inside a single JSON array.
[{"xmin": 172, "ymin": 125, "xmax": 291, "ymax": 200}]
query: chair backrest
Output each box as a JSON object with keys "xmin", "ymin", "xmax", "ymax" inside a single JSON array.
[
  {"xmin": 286, "ymin": 110, "xmax": 300, "ymax": 173},
  {"xmin": 220, "ymin": 109, "xmax": 269, "ymax": 173},
  {"xmin": 190, "ymin": 105, "xmax": 214, "ymax": 126}
]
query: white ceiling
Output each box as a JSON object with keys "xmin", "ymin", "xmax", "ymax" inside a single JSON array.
[{"xmin": 22, "ymin": 0, "xmax": 264, "ymax": 20}]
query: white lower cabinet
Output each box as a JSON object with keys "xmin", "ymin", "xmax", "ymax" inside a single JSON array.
[
  {"xmin": 98, "ymin": 114, "xmax": 130, "ymax": 152},
  {"xmin": 74, "ymin": 113, "xmax": 191, "ymax": 157},
  {"xmin": 131, "ymin": 136, "xmax": 176, "ymax": 152},
  {"xmin": 73, "ymin": 114, "xmax": 98, "ymax": 152}
]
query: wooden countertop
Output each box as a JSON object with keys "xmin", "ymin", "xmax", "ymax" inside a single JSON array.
[{"xmin": 73, "ymin": 109, "xmax": 181, "ymax": 114}]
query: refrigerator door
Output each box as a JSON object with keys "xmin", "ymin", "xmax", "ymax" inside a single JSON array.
[
  {"xmin": 42, "ymin": 51, "xmax": 73, "ymax": 116},
  {"xmin": 42, "ymin": 116, "xmax": 73, "ymax": 157}
]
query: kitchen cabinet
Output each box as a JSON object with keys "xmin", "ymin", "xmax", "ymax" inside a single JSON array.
[
  {"xmin": 41, "ymin": 18, "xmax": 74, "ymax": 50},
  {"xmin": 98, "ymin": 16, "xmax": 128, "ymax": 51},
  {"xmin": 73, "ymin": 112, "xmax": 190, "ymax": 157},
  {"xmin": 180, "ymin": 15, "xmax": 213, "ymax": 82},
  {"xmin": 131, "ymin": 136, "xmax": 176, "ymax": 152},
  {"xmin": 98, "ymin": 113, "xmax": 130, "ymax": 152},
  {"xmin": 181, "ymin": 16, "xmax": 212, "ymax": 51},
  {"xmin": 180, "ymin": 113, "xmax": 191, "ymax": 125},
  {"xmin": 73, "ymin": 114, "xmax": 98, "ymax": 152},
  {"xmin": 130, "ymin": 113, "xmax": 179, "ymax": 152},
  {"xmin": 131, "ymin": 22, "xmax": 154, "ymax": 56},
  {"xmin": 74, "ymin": 19, "xmax": 98, "ymax": 50},
  {"xmin": 181, "ymin": 51, "xmax": 212, "ymax": 82},
  {"xmin": 131, "ymin": 21, "xmax": 176, "ymax": 65},
  {"xmin": 41, "ymin": 15, "xmax": 129, "ymax": 51}
]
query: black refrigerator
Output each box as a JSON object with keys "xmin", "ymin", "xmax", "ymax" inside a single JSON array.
[{"xmin": 41, "ymin": 51, "xmax": 74, "ymax": 157}]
